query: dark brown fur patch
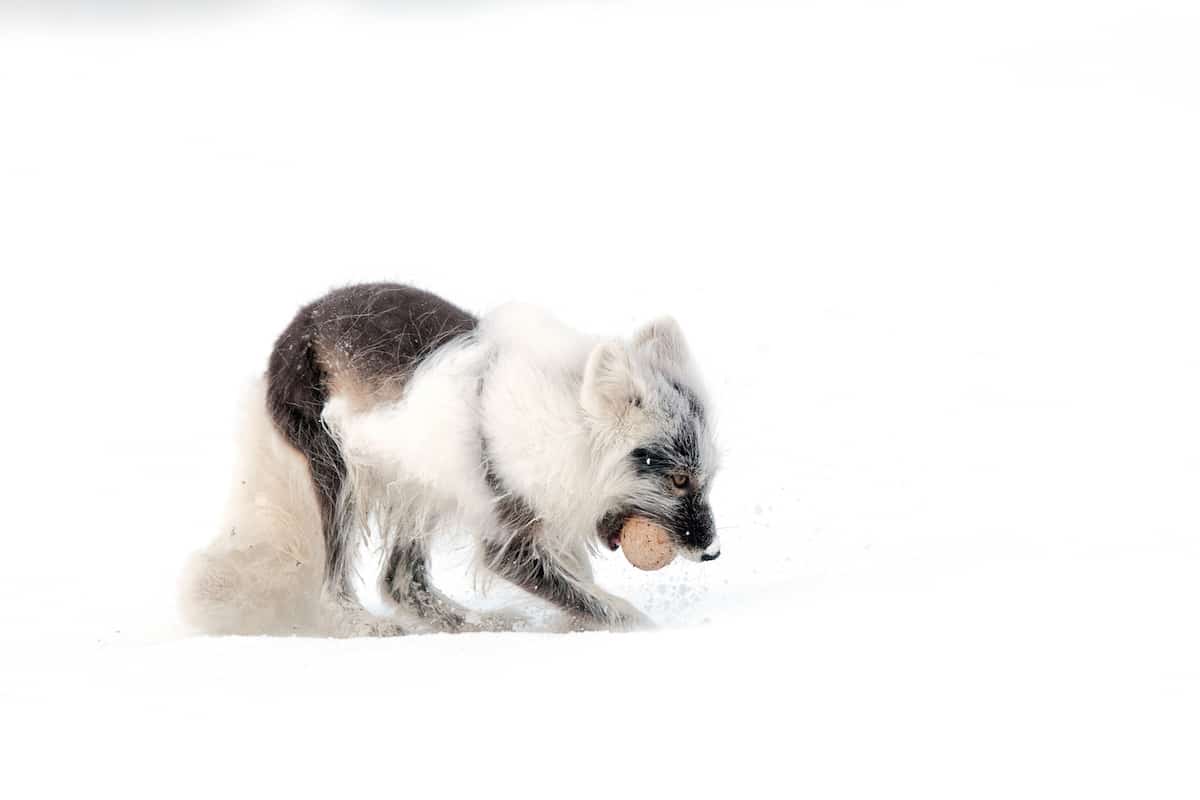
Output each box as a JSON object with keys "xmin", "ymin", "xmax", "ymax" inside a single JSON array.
[{"xmin": 265, "ymin": 283, "xmax": 478, "ymax": 590}]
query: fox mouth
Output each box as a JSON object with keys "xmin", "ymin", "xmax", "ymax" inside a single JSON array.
[{"xmin": 597, "ymin": 510, "xmax": 632, "ymax": 552}]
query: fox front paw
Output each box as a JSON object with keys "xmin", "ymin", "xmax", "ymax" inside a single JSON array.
[{"xmin": 570, "ymin": 596, "xmax": 653, "ymax": 632}]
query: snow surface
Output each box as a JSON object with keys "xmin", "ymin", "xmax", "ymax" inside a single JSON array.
[{"xmin": 1, "ymin": 1, "xmax": 1197, "ymax": 797}]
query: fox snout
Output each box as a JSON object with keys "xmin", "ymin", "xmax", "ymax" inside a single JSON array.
[{"xmin": 675, "ymin": 500, "xmax": 720, "ymax": 562}]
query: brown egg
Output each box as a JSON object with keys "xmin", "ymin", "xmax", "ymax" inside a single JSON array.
[{"xmin": 620, "ymin": 517, "xmax": 677, "ymax": 571}]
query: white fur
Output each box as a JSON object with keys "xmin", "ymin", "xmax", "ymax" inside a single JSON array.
[
  {"xmin": 179, "ymin": 381, "xmax": 417, "ymax": 637},
  {"xmin": 181, "ymin": 303, "xmax": 718, "ymax": 636},
  {"xmin": 178, "ymin": 382, "xmax": 329, "ymax": 636}
]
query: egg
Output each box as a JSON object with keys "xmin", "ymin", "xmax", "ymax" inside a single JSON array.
[{"xmin": 620, "ymin": 517, "xmax": 677, "ymax": 571}]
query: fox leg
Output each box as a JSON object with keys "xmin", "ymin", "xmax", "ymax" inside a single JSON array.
[
  {"xmin": 482, "ymin": 529, "xmax": 650, "ymax": 631},
  {"xmin": 379, "ymin": 536, "xmax": 476, "ymax": 631}
]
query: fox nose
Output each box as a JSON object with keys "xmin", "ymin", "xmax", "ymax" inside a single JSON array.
[{"xmin": 700, "ymin": 537, "xmax": 721, "ymax": 562}]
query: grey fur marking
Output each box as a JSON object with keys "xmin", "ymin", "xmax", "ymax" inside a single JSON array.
[{"xmin": 267, "ymin": 283, "xmax": 476, "ymax": 618}]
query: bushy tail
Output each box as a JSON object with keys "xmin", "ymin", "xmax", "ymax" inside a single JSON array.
[{"xmin": 179, "ymin": 380, "xmax": 327, "ymax": 636}]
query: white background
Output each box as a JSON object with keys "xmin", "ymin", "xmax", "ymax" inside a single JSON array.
[{"xmin": 1, "ymin": 1, "xmax": 1197, "ymax": 797}]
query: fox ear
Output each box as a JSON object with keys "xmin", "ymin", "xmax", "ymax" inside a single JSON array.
[
  {"xmin": 581, "ymin": 340, "xmax": 643, "ymax": 422},
  {"xmin": 633, "ymin": 316, "xmax": 691, "ymax": 366}
]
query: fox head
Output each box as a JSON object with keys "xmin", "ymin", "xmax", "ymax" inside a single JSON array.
[{"xmin": 583, "ymin": 317, "xmax": 721, "ymax": 563}]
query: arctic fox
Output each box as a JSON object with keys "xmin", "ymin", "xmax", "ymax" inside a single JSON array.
[{"xmin": 180, "ymin": 283, "xmax": 720, "ymax": 636}]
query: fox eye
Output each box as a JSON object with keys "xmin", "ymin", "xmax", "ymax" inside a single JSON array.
[{"xmin": 671, "ymin": 474, "xmax": 691, "ymax": 490}]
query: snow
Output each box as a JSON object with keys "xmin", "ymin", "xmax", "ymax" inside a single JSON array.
[{"xmin": 1, "ymin": 1, "xmax": 1197, "ymax": 797}]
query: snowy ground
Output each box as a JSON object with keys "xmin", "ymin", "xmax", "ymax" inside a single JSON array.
[{"xmin": 2, "ymin": 1, "xmax": 1198, "ymax": 797}]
